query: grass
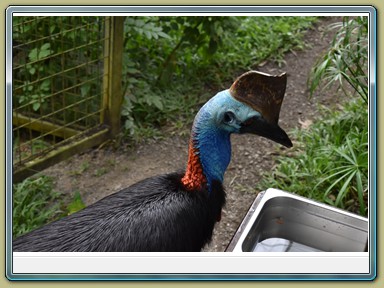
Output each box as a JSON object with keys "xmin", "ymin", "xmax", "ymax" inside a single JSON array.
[
  {"xmin": 217, "ymin": 16, "xmax": 318, "ymax": 69},
  {"xmin": 256, "ymin": 17, "xmax": 369, "ymax": 216},
  {"xmin": 256, "ymin": 99, "xmax": 368, "ymax": 216},
  {"xmin": 66, "ymin": 191, "xmax": 86, "ymax": 215},
  {"xmin": 308, "ymin": 16, "xmax": 368, "ymax": 103},
  {"xmin": 12, "ymin": 175, "xmax": 63, "ymax": 238},
  {"xmin": 258, "ymin": 22, "xmax": 369, "ymax": 213},
  {"xmin": 69, "ymin": 161, "xmax": 90, "ymax": 176},
  {"xmin": 13, "ymin": 175, "xmax": 87, "ymax": 237}
]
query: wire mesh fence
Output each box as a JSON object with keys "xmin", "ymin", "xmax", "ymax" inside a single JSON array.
[{"xmin": 12, "ymin": 16, "xmax": 124, "ymax": 182}]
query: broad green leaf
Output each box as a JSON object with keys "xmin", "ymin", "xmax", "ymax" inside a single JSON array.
[
  {"xmin": 151, "ymin": 96, "xmax": 163, "ymax": 110},
  {"xmin": 28, "ymin": 48, "xmax": 38, "ymax": 61},
  {"xmin": 32, "ymin": 101, "xmax": 40, "ymax": 111},
  {"xmin": 80, "ymin": 84, "xmax": 91, "ymax": 97}
]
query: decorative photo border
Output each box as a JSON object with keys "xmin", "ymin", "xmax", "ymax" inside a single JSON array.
[{"xmin": 5, "ymin": 5, "xmax": 376, "ymax": 281}]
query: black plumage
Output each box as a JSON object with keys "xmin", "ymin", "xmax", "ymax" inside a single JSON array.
[{"xmin": 13, "ymin": 173, "xmax": 225, "ymax": 252}]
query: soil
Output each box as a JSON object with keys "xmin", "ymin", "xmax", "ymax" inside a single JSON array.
[{"xmin": 43, "ymin": 17, "xmax": 342, "ymax": 252}]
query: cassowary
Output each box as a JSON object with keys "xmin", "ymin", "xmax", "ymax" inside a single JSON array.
[{"xmin": 13, "ymin": 71, "xmax": 292, "ymax": 252}]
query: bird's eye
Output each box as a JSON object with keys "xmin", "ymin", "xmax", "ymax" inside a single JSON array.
[{"xmin": 223, "ymin": 111, "xmax": 235, "ymax": 124}]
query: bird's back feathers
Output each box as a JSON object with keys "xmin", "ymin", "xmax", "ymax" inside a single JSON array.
[{"xmin": 13, "ymin": 172, "xmax": 225, "ymax": 252}]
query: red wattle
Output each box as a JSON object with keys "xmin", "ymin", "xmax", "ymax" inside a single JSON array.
[{"xmin": 181, "ymin": 141, "xmax": 207, "ymax": 191}]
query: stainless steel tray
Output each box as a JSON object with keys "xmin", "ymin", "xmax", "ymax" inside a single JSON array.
[{"xmin": 226, "ymin": 188, "xmax": 368, "ymax": 252}]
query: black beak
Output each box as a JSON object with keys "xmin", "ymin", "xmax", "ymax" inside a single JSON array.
[{"xmin": 240, "ymin": 116, "xmax": 293, "ymax": 148}]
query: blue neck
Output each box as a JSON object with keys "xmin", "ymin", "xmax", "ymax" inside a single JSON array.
[
  {"xmin": 191, "ymin": 104, "xmax": 232, "ymax": 191},
  {"xmin": 187, "ymin": 89, "xmax": 261, "ymax": 192}
]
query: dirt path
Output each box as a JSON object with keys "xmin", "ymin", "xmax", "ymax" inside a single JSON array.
[{"xmin": 43, "ymin": 17, "xmax": 340, "ymax": 252}]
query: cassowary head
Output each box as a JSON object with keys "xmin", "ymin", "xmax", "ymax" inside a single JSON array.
[
  {"xmin": 183, "ymin": 70, "xmax": 292, "ymax": 190},
  {"xmin": 193, "ymin": 70, "xmax": 292, "ymax": 148}
]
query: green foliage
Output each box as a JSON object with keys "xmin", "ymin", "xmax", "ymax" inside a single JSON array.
[
  {"xmin": 308, "ymin": 16, "xmax": 368, "ymax": 103},
  {"xmin": 66, "ymin": 191, "xmax": 86, "ymax": 215},
  {"xmin": 121, "ymin": 16, "xmax": 318, "ymax": 138},
  {"xmin": 120, "ymin": 16, "xmax": 239, "ymax": 137},
  {"xmin": 13, "ymin": 175, "xmax": 89, "ymax": 237},
  {"xmin": 14, "ymin": 16, "xmax": 318, "ymax": 140},
  {"xmin": 28, "ymin": 42, "xmax": 53, "ymax": 61},
  {"xmin": 13, "ymin": 175, "xmax": 63, "ymax": 237},
  {"xmin": 217, "ymin": 16, "xmax": 317, "ymax": 69},
  {"xmin": 69, "ymin": 161, "xmax": 90, "ymax": 176},
  {"xmin": 257, "ymin": 100, "xmax": 368, "ymax": 215},
  {"xmin": 258, "ymin": 17, "xmax": 369, "ymax": 216},
  {"xmin": 13, "ymin": 17, "xmax": 104, "ymax": 126}
]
